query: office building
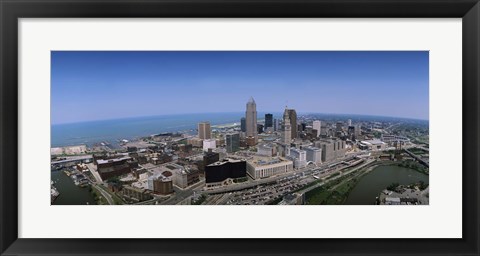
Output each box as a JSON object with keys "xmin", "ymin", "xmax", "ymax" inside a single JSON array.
[
  {"xmin": 96, "ymin": 156, "xmax": 132, "ymax": 181},
  {"xmin": 246, "ymin": 156, "xmax": 293, "ymax": 179},
  {"xmin": 301, "ymin": 123, "xmax": 306, "ymax": 131},
  {"xmin": 202, "ymin": 151, "xmax": 220, "ymax": 171},
  {"xmin": 336, "ymin": 122, "xmax": 344, "ymax": 133},
  {"xmin": 348, "ymin": 119, "xmax": 352, "ymax": 126},
  {"xmin": 285, "ymin": 108, "xmax": 298, "ymax": 139},
  {"xmin": 304, "ymin": 146, "xmax": 322, "ymax": 165},
  {"xmin": 274, "ymin": 119, "xmax": 280, "ymax": 131},
  {"xmin": 257, "ymin": 124, "xmax": 264, "ymax": 134},
  {"xmin": 203, "ymin": 139, "xmax": 216, "ymax": 152},
  {"xmin": 289, "ymin": 147, "xmax": 307, "ymax": 169},
  {"xmin": 265, "ymin": 113, "xmax": 273, "ymax": 128},
  {"xmin": 122, "ymin": 186, "xmax": 152, "ymax": 202},
  {"xmin": 283, "ymin": 108, "xmax": 292, "ymax": 144},
  {"xmin": 315, "ymin": 139, "xmax": 346, "ymax": 162},
  {"xmin": 313, "ymin": 120, "xmax": 321, "ymax": 137},
  {"xmin": 240, "ymin": 117, "xmax": 246, "ymax": 132},
  {"xmin": 160, "ymin": 163, "xmax": 200, "ymax": 189},
  {"xmin": 257, "ymin": 143, "xmax": 277, "ymax": 157},
  {"xmin": 225, "ymin": 133, "xmax": 240, "ymax": 153},
  {"xmin": 147, "ymin": 173, "xmax": 173, "ymax": 195},
  {"xmin": 198, "ymin": 122, "xmax": 211, "ymax": 140},
  {"xmin": 245, "ymin": 97, "xmax": 258, "ymax": 144},
  {"xmin": 187, "ymin": 137, "xmax": 203, "ymax": 148},
  {"xmin": 205, "ymin": 159, "xmax": 247, "ymax": 184}
]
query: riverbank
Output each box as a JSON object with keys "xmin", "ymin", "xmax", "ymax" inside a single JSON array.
[
  {"xmin": 305, "ymin": 161, "xmax": 386, "ymax": 205},
  {"xmin": 305, "ymin": 160, "xmax": 429, "ymax": 205}
]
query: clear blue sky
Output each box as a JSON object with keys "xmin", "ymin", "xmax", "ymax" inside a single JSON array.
[{"xmin": 51, "ymin": 51, "xmax": 429, "ymax": 124}]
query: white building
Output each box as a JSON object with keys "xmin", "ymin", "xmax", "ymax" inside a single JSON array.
[
  {"xmin": 203, "ymin": 139, "xmax": 217, "ymax": 152},
  {"xmin": 312, "ymin": 120, "xmax": 321, "ymax": 137},
  {"xmin": 359, "ymin": 139, "xmax": 387, "ymax": 151},
  {"xmin": 381, "ymin": 134, "xmax": 410, "ymax": 145},
  {"xmin": 246, "ymin": 157, "xmax": 293, "ymax": 179}
]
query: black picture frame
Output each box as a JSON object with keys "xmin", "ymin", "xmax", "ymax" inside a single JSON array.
[{"xmin": 1, "ymin": 0, "xmax": 479, "ymax": 255}]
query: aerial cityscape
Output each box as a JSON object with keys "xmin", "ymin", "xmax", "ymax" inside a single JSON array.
[{"xmin": 51, "ymin": 51, "xmax": 429, "ymax": 205}]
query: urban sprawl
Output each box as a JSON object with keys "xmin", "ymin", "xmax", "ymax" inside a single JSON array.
[{"xmin": 51, "ymin": 97, "xmax": 429, "ymax": 206}]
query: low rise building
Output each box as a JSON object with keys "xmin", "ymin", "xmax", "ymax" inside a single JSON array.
[
  {"xmin": 187, "ymin": 137, "xmax": 204, "ymax": 148},
  {"xmin": 205, "ymin": 158, "xmax": 247, "ymax": 184},
  {"xmin": 160, "ymin": 163, "xmax": 200, "ymax": 189},
  {"xmin": 246, "ymin": 156, "xmax": 293, "ymax": 179},
  {"xmin": 359, "ymin": 139, "xmax": 387, "ymax": 151},
  {"xmin": 96, "ymin": 156, "xmax": 132, "ymax": 181},
  {"xmin": 122, "ymin": 185, "xmax": 152, "ymax": 202},
  {"xmin": 147, "ymin": 173, "xmax": 174, "ymax": 195},
  {"xmin": 203, "ymin": 138, "xmax": 217, "ymax": 152}
]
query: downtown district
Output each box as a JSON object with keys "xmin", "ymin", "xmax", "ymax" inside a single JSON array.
[{"xmin": 51, "ymin": 97, "xmax": 430, "ymax": 206}]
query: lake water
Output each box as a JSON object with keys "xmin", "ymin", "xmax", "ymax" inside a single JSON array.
[
  {"xmin": 51, "ymin": 170, "xmax": 97, "ymax": 205},
  {"xmin": 344, "ymin": 165, "xmax": 429, "ymax": 205},
  {"xmin": 51, "ymin": 112, "xmax": 257, "ymax": 148}
]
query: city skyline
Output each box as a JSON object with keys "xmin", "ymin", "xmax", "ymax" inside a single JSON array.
[{"xmin": 51, "ymin": 51, "xmax": 429, "ymax": 124}]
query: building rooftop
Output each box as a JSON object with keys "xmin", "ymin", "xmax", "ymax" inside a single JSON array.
[
  {"xmin": 361, "ymin": 139, "xmax": 386, "ymax": 146},
  {"xmin": 248, "ymin": 156, "xmax": 292, "ymax": 167},
  {"xmin": 97, "ymin": 156, "xmax": 131, "ymax": 165}
]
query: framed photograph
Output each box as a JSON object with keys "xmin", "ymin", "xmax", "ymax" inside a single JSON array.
[{"xmin": 1, "ymin": 0, "xmax": 479, "ymax": 255}]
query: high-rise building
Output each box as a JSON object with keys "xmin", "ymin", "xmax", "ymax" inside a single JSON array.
[
  {"xmin": 245, "ymin": 97, "xmax": 258, "ymax": 144},
  {"xmin": 198, "ymin": 122, "xmax": 211, "ymax": 140},
  {"xmin": 257, "ymin": 124, "xmax": 264, "ymax": 134},
  {"xmin": 347, "ymin": 119, "xmax": 352, "ymax": 126},
  {"xmin": 313, "ymin": 120, "xmax": 321, "ymax": 137},
  {"xmin": 240, "ymin": 117, "xmax": 246, "ymax": 132},
  {"xmin": 301, "ymin": 123, "xmax": 306, "ymax": 131},
  {"xmin": 225, "ymin": 133, "xmax": 240, "ymax": 153},
  {"xmin": 285, "ymin": 109, "xmax": 297, "ymax": 139},
  {"xmin": 355, "ymin": 124, "xmax": 361, "ymax": 137},
  {"xmin": 289, "ymin": 148, "xmax": 307, "ymax": 169},
  {"xmin": 314, "ymin": 139, "xmax": 346, "ymax": 162},
  {"xmin": 304, "ymin": 146, "xmax": 322, "ymax": 165},
  {"xmin": 283, "ymin": 108, "xmax": 292, "ymax": 144},
  {"xmin": 274, "ymin": 119, "xmax": 280, "ymax": 131},
  {"xmin": 336, "ymin": 122, "xmax": 344, "ymax": 133},
  {"xmin": 265, "ymin": 113, "xmax": 273, "ymax": 128}
]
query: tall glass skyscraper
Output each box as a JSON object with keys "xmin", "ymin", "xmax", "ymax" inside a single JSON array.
[
  {"xmin": 245, "ymin": 97, "xmax": 258, "ymax": 144},
  {"xmin": 265, "ymin": 113, "xmax": 273, "ymax": 128}
]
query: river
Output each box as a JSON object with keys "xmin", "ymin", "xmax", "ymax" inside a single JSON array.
[
  {"xmin": 51, "ymin": 170, "xmax": 97, "ymax": 205},
  {"xmin": 344, "ymin": 165, "xmax": 429, "ymax": 205}
]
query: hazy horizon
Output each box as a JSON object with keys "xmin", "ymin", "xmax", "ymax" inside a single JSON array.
[{"xmin": 51, "ymin": 111, "xmax": 429, "ymax": 126}]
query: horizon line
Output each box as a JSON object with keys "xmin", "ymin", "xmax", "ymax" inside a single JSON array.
[{"xmin": 52, "ymin": 111, "xmax": 429, "ymax": 126}]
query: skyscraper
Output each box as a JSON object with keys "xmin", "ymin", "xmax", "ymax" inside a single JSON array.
[
  {"xmin": 198, "ymin": 122, "xmax": 211, "ymax": 140},
  {"xmin": 283, "ymin": 108, "xmax": 291, "ymax": 144},
  {"xmin": 285, "ymin": 108, "xmax": 297, "ymax": 139},
  {"xmin": 265, "ymin": 113, "xmax": 273, "ymax": 128},
  {"xmin": 245, "ymin": 97, "xmax": 258, "ymax": 145},
  {"xmin": 313, "ymin": 120, "xmax": 321, "ymax": 137},
  {"xmin": 274, "ymin": 119, "xmax": 280, "ymax": 131},
  {"xmin": 225, "ymin": 133, "xmax": 240, "ymax": 153},
  {"xmin": 240, "ymin": 117, "xmax": 246, "ymax": 132},
  {"xmin": 347, "ymin": 119, "xmax": 352, "ymax": 126}
]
